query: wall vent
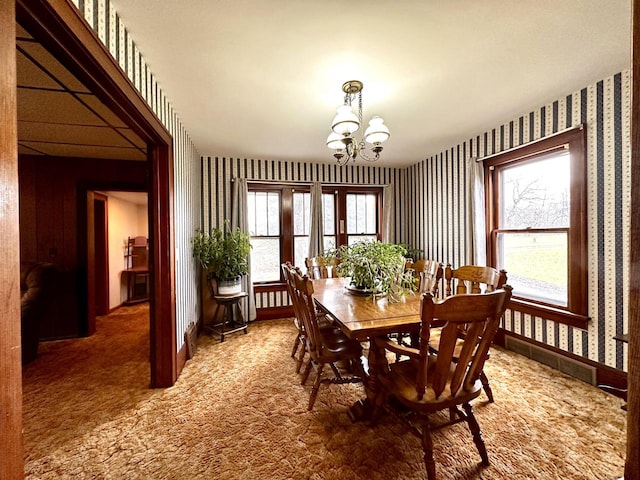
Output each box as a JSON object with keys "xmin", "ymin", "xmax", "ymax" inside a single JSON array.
[{"xmin": 503, "ymin": 336, "xmax": 596, "ymax": 386}]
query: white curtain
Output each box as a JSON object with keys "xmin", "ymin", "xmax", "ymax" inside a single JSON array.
[
  {"xmin": 382, "ymin": 184, "xmax": 395, "ymax": 243},
  {"xmin": 308, "ymin": 182, "xmax": 324, "ymax": 258},
  {"xmin": 466, "ymin": 158, "xmax": 487, "ymax": 265},
  {"xmin": 231, "ymin": 178, "xmax": 257, "ymax": 321}
]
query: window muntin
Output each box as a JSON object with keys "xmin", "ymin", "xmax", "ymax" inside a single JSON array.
[{"xmin": 486, "ymin": 126, "xmax": 587, "ymax": 321}]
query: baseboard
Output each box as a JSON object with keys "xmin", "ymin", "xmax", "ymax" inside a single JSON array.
[{"xmin": 256, "ymin": 305, "xmax": 293, "ymax": 320}]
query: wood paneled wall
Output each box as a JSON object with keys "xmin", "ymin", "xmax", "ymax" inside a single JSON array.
[
  {"xmin": 405, "ymin": 70, "xmax": 631, "ymax": 372},
  {"xmin": 18, "ymin": 154, "xmax": 147, "ymax": 339}
]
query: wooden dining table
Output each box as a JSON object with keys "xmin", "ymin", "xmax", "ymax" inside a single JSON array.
[{"xmin": 312, "ymin": 276, "xmax": 423, "ymax": 421}]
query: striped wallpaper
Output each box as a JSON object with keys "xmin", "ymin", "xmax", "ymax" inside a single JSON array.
[
  {"xmin": 200, "ymin": 157, "xmax": 407, "ymax": 309},
  {"xmin": 71, "ymin": 0, "xmax": 202, "ymax": 352},
  {"xmin": 405, "ymin": 70, "xmax": 631, "ymax": 372}
]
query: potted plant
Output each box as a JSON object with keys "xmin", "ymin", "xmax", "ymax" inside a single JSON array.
[
  {"xmin": 191, "ymin": 220, "xmax": 252, "ymax": 295},
  {"xmin": 335, "ymin": 240, "xmax": 416, "ymax": 301}
]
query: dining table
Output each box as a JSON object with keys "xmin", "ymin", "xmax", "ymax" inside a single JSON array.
[{"xmin": 311, "ymin": 276, "xmax": 423, "ymax": 421}]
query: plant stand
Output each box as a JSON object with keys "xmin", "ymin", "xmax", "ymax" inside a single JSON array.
[{"xmin": 207, "ymin": 291, "xmax": 248, "ymax": 342}]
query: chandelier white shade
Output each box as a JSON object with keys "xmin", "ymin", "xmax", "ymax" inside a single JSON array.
[{"xmin": 326, "ymin": 80, "xmax": 390, "ymax": 165}]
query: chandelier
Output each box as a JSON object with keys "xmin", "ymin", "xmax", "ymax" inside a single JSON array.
[{"xmin": 326, "ymin": 80, "xmax": 390, "ymax": 166}]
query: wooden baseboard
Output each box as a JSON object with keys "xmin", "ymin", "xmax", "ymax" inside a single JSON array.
[{"xmin": 256, "ymin": 305, "xmax": 293, "ymax": 320}]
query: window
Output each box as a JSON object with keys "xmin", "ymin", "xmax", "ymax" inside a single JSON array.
[
  {"xmin": 485, "ymin": 126, "xmax": 588, "ymax": 327},
  {"xmin": 247, "ymin": 190, "xmax": 281, "ymax": 282},
  {"xmin": 247, "ymin": 185, "xmax": 382, "ymax": 283},
  {"xmin": 346, "ymin": 193, "xmax": 378, "ymax": 245}
]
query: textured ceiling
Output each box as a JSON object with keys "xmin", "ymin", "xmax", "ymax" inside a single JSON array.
[
  {"xmin": 16, "ymin": 23, "xmax": 147, "ymax": 161},
  {"xmin": 112, "ymin": 0, "xmax": 632, "ymax": 167}
]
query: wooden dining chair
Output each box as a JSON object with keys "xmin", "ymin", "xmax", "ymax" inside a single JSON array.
[
  {"xmin": 373, "ymin": 285, "xmax": 513, "ymax": 480},
  {"xmin": 394, "ymin": 259, "xmax": 444, "ymax": 354},
  {"xmin": 444, "ymin": 264, "xmax": 507, "ymax": 296},
  {"xmin": 282, "ymin": 262, "xmax": 340, "ymax": 374},
  {"xmin": 305, "ymin": 256, "xmax": 340, "ymax": 279},
  {"xmin": 282, "ymin": 262, "xmax": 308, "ymax": 373},
  {"xmin": 288, "ymin": 266, "xmax": 365, "ymax": 411},
  {"xmin": 438, "ymin": 264, "xmax": 508, "ymax": 402}
]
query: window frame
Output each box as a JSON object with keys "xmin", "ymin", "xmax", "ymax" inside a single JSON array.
[
  {"xmin": 484, "ymin": 126, "xmax": 589, "ymax": 329},
  {"xmin": 247, "ymin": 183, "xmax": 383, "ymax": 285}
]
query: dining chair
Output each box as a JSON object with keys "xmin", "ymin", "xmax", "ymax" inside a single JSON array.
[
  {"xmin": 282, "ymin": 262, "xmax": 345, "ymax": 375},
  {"xmin": 305, "ymin": 256, "xmax": 340, "ymax": 279},
  {"xmin": 282, "ymin": 262, "xmax": 308, "ymax": 373},
  {"xmin": 438, "ymin": 264, "xmax": 508, "ymax": 402},
  {"xmin": 373, "ymin": 285, "xmax": 513, "ymax": 480},
  {"xmin": 394, "ymin": 259, "xmax": 444, "ymax": 352},
  {"xmin": 288, "ymin": 267, "xmax": 365, "ymax": 411}
]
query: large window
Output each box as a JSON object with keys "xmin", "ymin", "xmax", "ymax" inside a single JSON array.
[
  {"xmin": 247, "ymin": 190, "xmax": 281, "ymax": 282},
  {"xmin": 485, "ymin": 126, "xmax": 588, "ymax": 327},
  {"xmin": 247, "ymin": 185, "xmax": 381, "ymax": 283}
]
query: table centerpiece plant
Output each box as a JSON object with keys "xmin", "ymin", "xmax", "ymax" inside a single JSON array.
[
  {"xmin": 191, "ymin": 220, "xmax": 252, "ymax": 295},
  {"xmin": 334, "ymin": 240, "xmax": 416, "ymax": 301}
]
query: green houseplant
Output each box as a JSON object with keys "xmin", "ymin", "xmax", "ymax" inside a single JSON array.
[
  {"xmin": 191, "ymin": 221, "xmax": 252, "ymax": 294},
  {"xmin": 335, "ymin": 240, "xmax": 416, "ymax": 300}
]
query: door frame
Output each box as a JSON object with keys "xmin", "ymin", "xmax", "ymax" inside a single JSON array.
[{"xmin": 15, "ymin": 0, "xmax": 177, "ymax": 389}]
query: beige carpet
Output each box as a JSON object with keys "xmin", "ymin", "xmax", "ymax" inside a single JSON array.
[{"xmin": 23, "ymin": 304, "xmax": 626, "ymax": 479}]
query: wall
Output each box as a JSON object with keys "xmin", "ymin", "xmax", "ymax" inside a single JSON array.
[
  {"xmin": 72, "ymin": 0, "xmax": 202, "ymax": 352},
  {"xmin": 106, "ymin": 195, "xmax": 148, "ymax": 309},
  {"xmin": 404, "ymin": 70, "xmax": 631, "ymax": 372},
  {"xmin": 201, "ymin": 157, "xmax": 406, "ymax": 311}
]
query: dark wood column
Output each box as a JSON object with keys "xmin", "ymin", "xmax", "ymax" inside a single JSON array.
[
  {"xmin": 0, "ymin": 0, "xmax": 23, "ymax": 478},
  {"xmin": 627, "ymin": 0, "xmax": 640, "ymax": 478}
]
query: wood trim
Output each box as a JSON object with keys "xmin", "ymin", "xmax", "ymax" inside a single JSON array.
[
  {"xmin": 256, "ymin": 306, "xmax": 294, "ymax": 320},
  {"xmin": 0, "ymin": 2, "xmax": 23, "ymax": 478},
  {"xmin": 627, "ymin": 0, "xmax": 640, "ymax": 476},
  {"xmin": 16, "ymin": 0, "xmax": 177, "ymax": 388},
  {"xmin": 494, "ymin": 330, "xmax": 627, "ymax": 392},
  {"xmin": 85, "ymin": 190, "xmax": 97, "ymax": 335},
  {"xmin": 484, "ymin": 126, "xmax": 588, "ymax": 320},
  {"xmin": 149, "ymin": 141, "xmax": 177, "ymax": 387},
  {"xmin": 507, "ymin": 300, "xmax": 590, "ymax": 330}
]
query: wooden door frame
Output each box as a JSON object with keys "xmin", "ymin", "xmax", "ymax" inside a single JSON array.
[
  {"xmin": 87, "ymin": 191, "xmax": 109, "ymax": 332},
  {"xmin": 15, "ymin": 0, "xmax": 177, "ymax": 390},
  {"xmin": 0, "ymin": 2, "xmax": 22, "ymax": 479},
  {"xmin": 93, "ymin": 193, "xmax": 109, "ymax": 317}
]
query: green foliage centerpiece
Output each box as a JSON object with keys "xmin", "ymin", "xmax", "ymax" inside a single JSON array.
[{"xmin": 335, "ymin": 240, "xmax": 415, "ymax": 301}]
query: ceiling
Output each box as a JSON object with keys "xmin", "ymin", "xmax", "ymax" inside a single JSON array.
[
  {"xmin": 15, "ymin": 2, "xmax": 632, "ymax": 167},
  {"xmin": 16, "ymin": 23, "xmax": 147, "ymax": 161},
  {"xmin": 110, "ymin": 0, "xmax": 631, "ymax": 167}
]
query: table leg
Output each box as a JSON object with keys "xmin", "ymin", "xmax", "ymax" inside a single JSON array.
[{"xmin": 347, "ymin": 337, "xmax": 389, "ymax": 422}]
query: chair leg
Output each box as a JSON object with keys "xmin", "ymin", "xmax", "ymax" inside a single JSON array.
[
  {"xmin": 420, "ymin": 418, "xmax": 437, "ymax": 480},
  {"xmin": 295, "ymin": 342, "xmax": 306, "ymax": 374},
  {"xmin": 463, "ymin": 402, "xmax": 489, "ymax": 466},
  {"xmin": 291, "ymin": 334, "xmax": 300, "ymax": 358},
  {"xmin": 308, "ymin": 363, "xmax": 325, "ymax": 411},
  {"xmin": 480, "ymin": 371, "xmax": 494, "ymax": 402},
  {"xmin": 301, "ymin": 357, "xmax": 313, "ymax": 385}
]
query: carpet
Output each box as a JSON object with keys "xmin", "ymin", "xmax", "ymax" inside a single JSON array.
[{"xmin": 22, "ymin": 304, "xmax": 626, "ymax": 479}]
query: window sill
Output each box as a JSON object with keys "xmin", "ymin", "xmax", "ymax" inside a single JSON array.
[{"xmin": 508, "ymin": 298, "xmax": 589, "ymax": 330}]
